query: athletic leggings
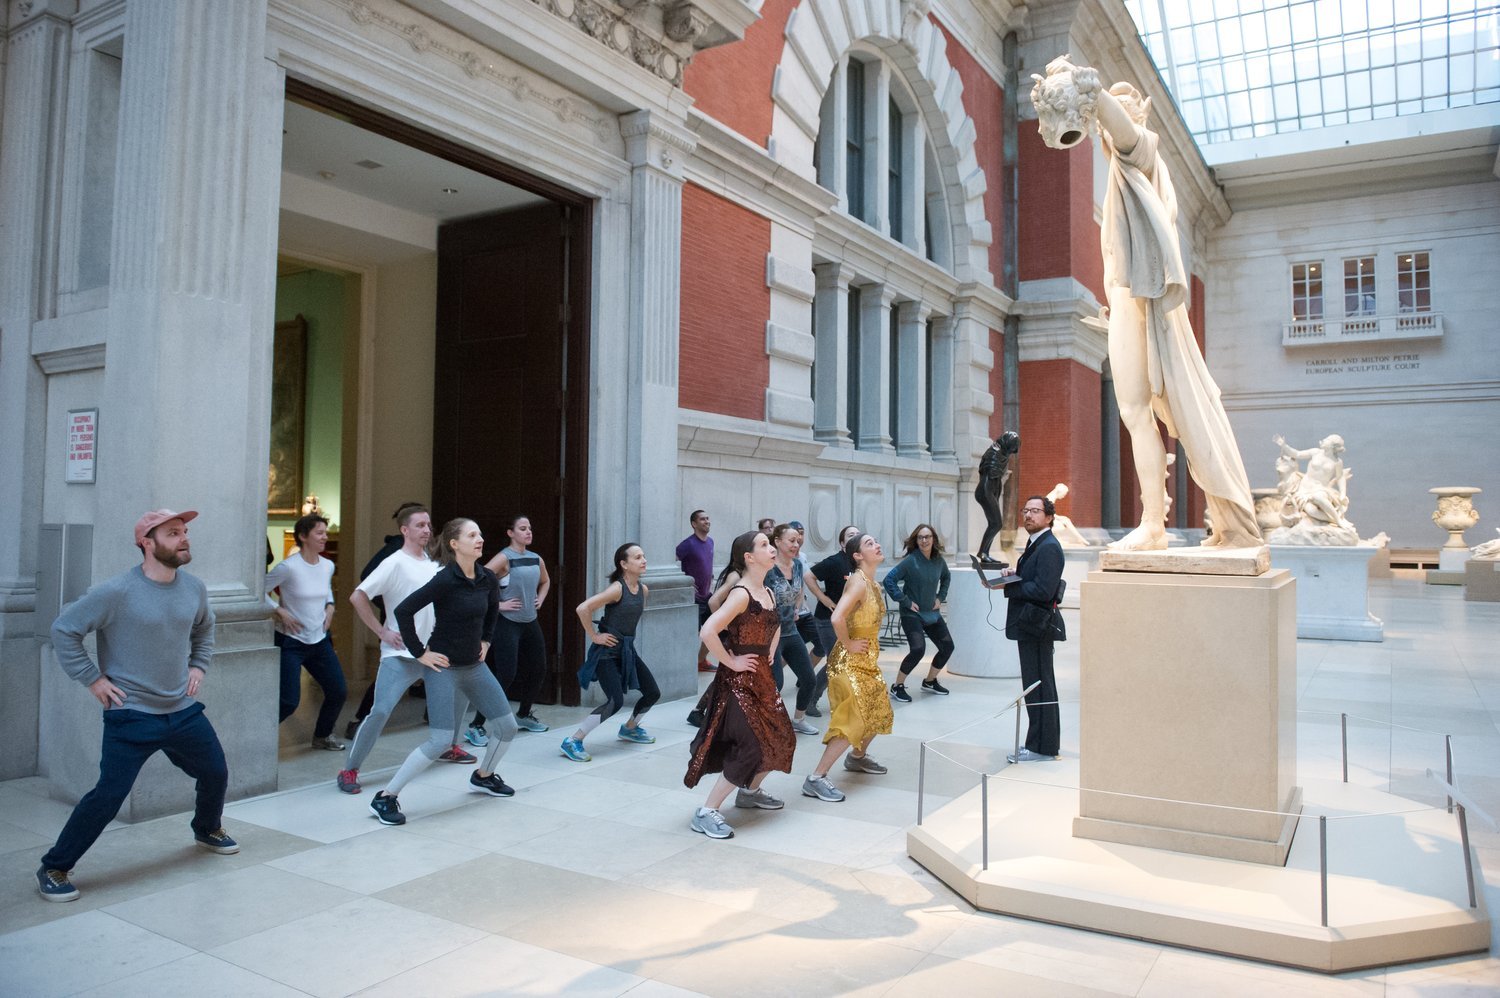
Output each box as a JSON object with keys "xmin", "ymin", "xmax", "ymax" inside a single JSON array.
[
  {"xmin": 589, "ymin": 653, "xmax": 661, "ymax": 721},
  {"xmin": 896, "ymin": 614, "xmax": 955, "ymax": 679},
  {"xmin": 346, "ymin": 655, "xmax": 464, "ymax": 771},
  {"xmin": 772, "ymin": 631, "xmax": 817, "ymax": 712},
  {"xmin": 475, "ymin": 615, "xmax": 546, "ymax": 724},
  {"xmin": 386, "ymin": 662, "xmax": 517, "ymax": 797}
]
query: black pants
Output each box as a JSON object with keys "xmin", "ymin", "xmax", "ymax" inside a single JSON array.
[
  {"xmin": 475, "ymin": 615, "xmax": 546, "ymax": 723},
  {"xmin": 772, "ymin": 632, "xmax": 816, "ymax": 712},
  {"xmin": 590, "ymin": 653, "xmax": 661, "ymax": 721},
  {"xmin": 1016, "ymin": 638, "xmax": 1059, "ymax": 756},
  {"xmin": 896, "ymin": 613, "xmax": 955, "ymax": 679}
]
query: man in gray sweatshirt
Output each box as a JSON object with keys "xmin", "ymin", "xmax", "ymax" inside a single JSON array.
[{"xmin": 37, "ymin": 508, "xmax": 238, "ymax": 902}]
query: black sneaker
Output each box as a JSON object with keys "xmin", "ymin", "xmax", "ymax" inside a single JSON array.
[
  {"xmin": 686, "ymin": 709, "xmax": 704, "ymax": 728},
  {"xmin": 469, "ymin": 771, "xmax": 515, "ymax": 797},
  {"xmin": 890, "ymin": 683, "xmax": 912, "ymax": 703},
  {"xmin": 194, "ymin": 828, "xmax": 240, "ymax": 854},
  {"xmin": 344, "ymin": 719, "xmax": 361, "ymax": 741},
  {"xmin": 921, "ymin": 678, "xmax": 951, "ymax": 695},
  {"xmin": 369, "ymin": 791, "xmax": 406, "ymax": 825},
  {"xmin": 36, "ymin": 866, "xmax": 79, "ymax": 902}
]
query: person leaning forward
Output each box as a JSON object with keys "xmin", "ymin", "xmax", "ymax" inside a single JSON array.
[{"xmin": 37, "ymin": 508, "xmax": 239, "ymax": 903}]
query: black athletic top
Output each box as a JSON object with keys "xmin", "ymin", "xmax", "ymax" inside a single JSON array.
[
  {"xmin": 600, "ymin": 580, "xmax": 645, "ymax": 638},
  {"xmin": 394, "ymin": 561, "xmax": 499, "ymax": 664},
  {"xmin": 809, "ymin": 551, "xmax": 854, "ymax": 620}
]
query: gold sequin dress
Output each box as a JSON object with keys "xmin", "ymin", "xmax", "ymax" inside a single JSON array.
[{"xmin": 823, "ymin": 577, "xmax": 892, "ymax": 747}]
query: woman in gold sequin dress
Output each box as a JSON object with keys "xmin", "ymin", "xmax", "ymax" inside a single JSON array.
[
  {"xmin": 683, "ymin": 531, "xmax": 797, "ymax": 839},
  {"xmin": 801, "ymin": 532, "xmax": 892, "ymax": 803}
]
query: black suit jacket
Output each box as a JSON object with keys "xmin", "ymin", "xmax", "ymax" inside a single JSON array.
[{"xmin": 1004, "ymin": 529, "xmax": 1064, "ymax": 641}]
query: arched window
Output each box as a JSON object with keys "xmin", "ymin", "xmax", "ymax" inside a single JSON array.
[{"xmin": 809, "ymin": 48, "xmax": 956, "ymax": 460}]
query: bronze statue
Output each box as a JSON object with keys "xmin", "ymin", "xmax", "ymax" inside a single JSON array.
[{"xmin": 975, "ymin": 431, "xmax": 1020, "ymax": 566}]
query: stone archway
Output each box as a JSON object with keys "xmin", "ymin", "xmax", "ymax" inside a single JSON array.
[{"xmin": 767, "ymin": 0, "xmax": 994, "ymax": 284}]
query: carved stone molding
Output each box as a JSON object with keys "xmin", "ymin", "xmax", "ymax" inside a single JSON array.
[
  {"xmin": 338, "ymin": 0, "xmax": 612, "ymax": 138},
  {"xmin": 527, "ymin": 0, "xmax": 755, "ymax": 87}
]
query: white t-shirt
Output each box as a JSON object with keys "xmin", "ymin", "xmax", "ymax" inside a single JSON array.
[
  {"xmin": 355, "ymin": 549, "xmax": 439, "ymax": 657},
  {"xmin": 266, "ymin": 553, "xmax": 336, "ymax": 644}
]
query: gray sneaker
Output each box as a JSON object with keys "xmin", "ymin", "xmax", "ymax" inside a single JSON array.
[
  {"xmin": 515, "ymin": 714, "xmax": 549, "ymax": 733},
  {"xmin": 734, "ymin": 787, "xmax": 785, "ymax": 810},
  {"xmin": 310, "ymin": 735, "xmax": 346, "ymax": 751},
  {"xmin": 843, "ymin": 752, "xmax": 888, "ymax": 774},
  {"xmin": 790, "ymin": 717, "xmax": 819, "ymax": 735},
  {"xmin": 801, "ymin": 774, "xmax": 846, "ymax": 802},
  {"xmin": 690, "ymin": 807, "xmax": 734, "ymax": 839}
]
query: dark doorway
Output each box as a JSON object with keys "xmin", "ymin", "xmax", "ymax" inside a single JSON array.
[{"xmin": 433, "ymin": 204, "xmax": 591, "ymax": 707}]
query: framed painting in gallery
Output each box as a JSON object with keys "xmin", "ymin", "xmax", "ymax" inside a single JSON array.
[{"xmin": 267, "ymin": 315, "xmax": 307, "ymax": 517}]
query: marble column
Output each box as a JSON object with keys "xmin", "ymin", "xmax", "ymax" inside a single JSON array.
[
  {"xmin": 817, "ymin": 59, "xmax": 848, "ymax": 213},
  {"xmin": 857, "ymin": 283, "xmax": 897, "ymax": 453},
  {"xmin": 813, "ymin": 261, "xmax": 853, "ymax": 445},
  {"xmin": 894, "ymin": 300, "xmax": 932, "ymax": 457},
  {"xmin": 928, "ymin": 312, "xmax": 957, "ymax": 462},
  {"xmin": 0, "ymin": 4, "xmax": 69, "ymax": 779},
  {"xmin": 865, "ymin": 61, "xmax": 891, "ymax": 234},
  {"xmin": 901, "ymin": 112, "xmax": 925, "ymax": 256},
  {"xmin": 620, "ymin": 109, "xmax": 700, "ymax": 700},
  {"xmin": 41, "ymin": 0, "xmax": 286, "ymax": 818}
]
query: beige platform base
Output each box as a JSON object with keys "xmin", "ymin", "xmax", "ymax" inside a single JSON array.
[
  {"xmin": 907, "ymin": 767, "xmax": 1490, "ymax": 973},
  {"xmin": 1100, "ymin": 544, "xmax": 1269, "ymax": 576},
  {"xmin": 1078, "ymin": 568, "xmax": 1299, "ymax": 864},
  {"xmin": 1467, "ymin": 558, "xmax": 1500, "ymax": 601},
  {"xmin": 1426, "ymin": 569, "xmax": 1467, "ymax": 586}
]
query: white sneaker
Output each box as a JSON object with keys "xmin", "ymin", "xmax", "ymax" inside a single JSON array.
[
  {"xmin": 790, "ymin": 717, "xmax": 819, "ymax": 735},
  {"xmin": 801, "ymin": 774, "xmax": 845, "ymax": 802},
  {"xmin": 734, "ymin": 787, "xmax": 785, "ymax": 810}
]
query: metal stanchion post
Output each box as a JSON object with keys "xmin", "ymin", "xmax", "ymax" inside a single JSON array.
[
  {"xmin": 917, "ymin": 742, "xmax": 927, "ymax": 826},
  {"xmin": 1446, "ymin": 735, "xmax": 1455, "ymax": 814},
  {"xmin": 1340, "ymin": 713, "xmax": 1348, "ymax": 783},
  {"xmin": 1458, "ymin": 804, "xmax": 1476, "ymax": 909},
  {"xmin": 1013, "ymin": 705, "xmax": 1022, "ymax": 763},
  {"xmin": 981, "ymin": 773, "xmax": 990, "ymax": 872},
  {"xmin": 1319, "ymin": 815, "xmax": 1329, "ymax": 928}
]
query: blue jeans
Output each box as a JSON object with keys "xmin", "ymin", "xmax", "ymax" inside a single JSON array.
[
  {"xmin": 41, "ymin": 702, "xmax": 228, "ymax": 871},
  {"xmin": 277, "ymin": 634, "xmax": 347, "ymax": 738}
]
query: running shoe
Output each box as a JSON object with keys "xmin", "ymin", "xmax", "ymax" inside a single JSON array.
[
  {"xmin": 790, "ymin": 717, "xmax": 819, "ymax": 735},
  {"xmin": 36, "ymin": 866, "xmax": 79, "ymax": 902},
  {"xmin": 194, "ymin": 828, "xmax": 240, "ymax": 854},
  {"xmin": 469, "ymin": 771, "xmax": 516, "ymax": 797},
  {"xmin": 439, "ymin": 745, "xmax": 477, "ymax": 764},
  {"xmin": 337, "ymin": 768, "xmax": 361, "ymax": 794},
  {"xmin": 516, "ymin": 714, "xmax": 549, "ymax": 733},
  {"xmin": 369, "ymin": 791, "xmax": 406, "ymax": 825},
  {"xmin": 843, "ymin": 753, "xmax": 888, "ymax": 774},
  {"xmin": 617, "ymin": 724, "xmax": 655, "ymax": 744},
  {"xmin": 690, "ymin": 807, "xmax": 734, "ymax": 838},
  {"xmin": 889, "ymin": 683, "xmax": 912, "ymax": 703},
  {"xmin": 561, "ymin": 737, "xmax": 591, "ymax": 762},
  {"xmin": 697, "ymin": 659, "xmax": 717, "ymax": 673},
  {"xmin": 464, "ymin": 725, "xmax": 489, "ymax": 747},
  {"xmin": 686, "ymin": 709, "xmax": 704, "ymax": 728},
  {"xmin": 806, "ymin": 703, "xmax": 823, "ymax": 717},
  {"xmin": 344, "ymin": 719, "xmax": 362, "ymax": 740},
  {"xmin": 921, "ymin": 678, "xmax": 951, "ymax": 695},
  {"xmin": 1006, "ymin": 747, "xmax": 1058, "ymax": 763},
  {"xmin": 801, "ymin": 774, "xmax": 845, "ymax": 802},
  {"xmin": 310, "ymin": 735, "xmax": 346, "ymax": 751},
  {"xmin": 734, "ymin": 787, "xmax": 784, "ymax": 810}
]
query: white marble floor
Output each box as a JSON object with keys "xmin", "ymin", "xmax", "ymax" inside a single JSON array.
[{"xmin": 2, "ymin": 579, "xmax": 1496, "ymax": 997}]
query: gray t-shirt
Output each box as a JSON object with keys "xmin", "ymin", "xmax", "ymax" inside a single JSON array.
[{"xmin": 50, "ymin": 565, "xmax": 215, "ymax": 714}]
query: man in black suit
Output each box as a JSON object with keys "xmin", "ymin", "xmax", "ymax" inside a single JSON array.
[{"xmin": 999, "ymin": 495, "xmax": 1064, "ymax": 761}]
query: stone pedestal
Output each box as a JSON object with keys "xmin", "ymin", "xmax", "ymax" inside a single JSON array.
[
  {"xmin": 1058, "ymin": 547, "xmax": 1099, "ymax": 608},
  {"xmin": 1074, "ymin": 568, "xmax": 1300, "ymax": 865},
  {"xmin": 943, "ymin": 566, "xmax": 1019, "ymax": 678},
  {"xmin": 1465, "ymin": 559, "xmax": 1500, "ymax": 602},
  {"xmin": 1429, "ymin": 487, "xmax": 1481, "ymax": 571},
  {"xmin": 1269, "ymin": 544, "xmax": 1384, "ymax": 642}
]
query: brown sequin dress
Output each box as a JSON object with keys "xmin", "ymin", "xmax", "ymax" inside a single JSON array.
[{"xmin": 684, "ymin": 586, "xmax": 797, "ymax": 788}]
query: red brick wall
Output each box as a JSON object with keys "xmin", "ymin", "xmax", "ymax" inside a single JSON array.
[
  {"xmin": 1017, "ymin": 359, "xmax": 1102, "ymax": 525},
  {"xmin": 1018, "ymin": 122, "xmax": 1104, "ymax": 304},
  {"xmin": 679, "ymin": 183, "xmax": 771, "ymax": 420},
  {"xmin": 683, "ymin": 0, "xmax": 797, "ymax": 147},
  {"xmin": 933, "ymin": 19, "xmax": 1004, "ymax": 282}
]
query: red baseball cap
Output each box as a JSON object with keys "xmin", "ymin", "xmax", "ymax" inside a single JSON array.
[{"xmin": 134, "ymin": 508, "xmax": 199, "ymax": 547}]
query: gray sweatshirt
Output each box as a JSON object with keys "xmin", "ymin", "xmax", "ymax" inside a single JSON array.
[{"xmin": 50, "ymin": 565, "xmax": 215, "ymax": 714}]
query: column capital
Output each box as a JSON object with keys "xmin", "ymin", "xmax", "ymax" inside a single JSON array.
[
  {"xmin": 621, "ymin": 110, "xmax": 697, "ymax": 178},
  {"xmin": 813, "ymin": 260, "xmax": 855, "ymax": 290},
  {"xmin": 896, "ymin": 299, "xmax": 935, "ymax": 325}
]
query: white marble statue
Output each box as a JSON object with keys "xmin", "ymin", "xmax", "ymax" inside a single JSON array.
[
  {"xmin": 1045, "ymin": 483, "xmax": 1092, "ymax": 548},
  {"xmin": 1473, "ymin": 529, "xmax": 1500, "ymax": 560},
  {"xmin": 1266, "ymin": 434, "xmax": 1359, "ymax": 546},
  {"xmin": 1031, "ymin": 56, "xmax": 1260, "ymax": 552}
]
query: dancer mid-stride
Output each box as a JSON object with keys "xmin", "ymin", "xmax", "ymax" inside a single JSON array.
[
  {"xmin": 561, "ymin": 543, "xmax": 660, "ymax": 762},
  {"xmin": 369, "ymin": 519, "xmax": 520, "ymax": 826},
  {"xmin": 804, "ymin": 532, "xmax": 893, "ymax": 802},
  {"xmin": 683, "ymin": 531, "xmax": 796, "ymax": 839}
]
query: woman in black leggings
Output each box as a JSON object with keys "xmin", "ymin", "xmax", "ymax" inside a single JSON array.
[
  {"xmin": 468, "ymin": 515, "xmax": 551, "ymax": 740},
  {"xmin": 561, "ymin": 543, "xmax": 660, "ymax": 761}
]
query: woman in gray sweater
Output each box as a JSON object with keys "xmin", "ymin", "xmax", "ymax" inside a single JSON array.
[{"xmin": 881, "ymin": 524, "xmax": 955, "ymax": 701}]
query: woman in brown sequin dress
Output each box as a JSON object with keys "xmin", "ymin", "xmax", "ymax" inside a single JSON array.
[
  {"xmin": 684, "ymin": 531, "xmax": 796, "ymax": 839},
  {"xmin": 802, "ymin": 532, "xmax": 892, "ymax": 802}
]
